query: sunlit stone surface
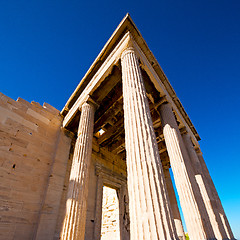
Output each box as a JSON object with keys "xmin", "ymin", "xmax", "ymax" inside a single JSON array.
[
  {"xmin": 0, "ymin": 14, "xmax": 235, "ymax": 240},
  {"xmin": 101, "ymin": 186, "xmax": 120, "ymax": 240}
]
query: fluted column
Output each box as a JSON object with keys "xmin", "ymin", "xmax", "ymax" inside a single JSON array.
[
  {"xmin": 182, "ymin": 131, "xmax": 233, "ymax": 239},
  {"xmin": 159, "ymin": 102, "xmax": 216, "ymax": 240},
  {"xmin": 61, "ymin": 101, "xmax": 95, "ymax": 240},
  {"xmin": 121, "ymin": 46, "xmax": 178, "ymax": 240},
  {"xmin": 197, "ymin": 150, "xmax": 235, "ymax": 240},
  {"xmin": 163, "ymin": 167, "xmax": 186, "ymax": 240}
]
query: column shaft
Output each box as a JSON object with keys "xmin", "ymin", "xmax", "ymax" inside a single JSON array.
[
  {"xmin": 61, "ymin": 102, "xmax": 95, "ymax": 240},
  {"xmin": 159, "ymin": 102, "xmax": 215, "ymax": 240},
  {"xmin": 121, "ymin": 47, "xmax": 178, "ymax": 240},
  {"xmin": 197, "ymin": 151, "xmax": 235, "ymax": 239},
  {"xmin": 163, "ymin": 167, "xmax": 186, "ymax": 240},
  {"xmin": 182, "ymin": 132, "xmax": 231, "ymax": 239}
]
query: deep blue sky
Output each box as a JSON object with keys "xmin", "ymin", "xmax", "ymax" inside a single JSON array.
[{"xmin": 1, "ymin": 0, "xmax": 239, "ymax": 237}]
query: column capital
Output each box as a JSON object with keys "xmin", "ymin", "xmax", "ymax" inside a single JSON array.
[
  {"xmin": 121, "ymin": 32, "xmax": 137, "ymax": 59},
  {"xmin": 121, "ymin": 46, "xmax": 136, "ymax": 60},
  {"xmin": 159, "ymin": 100, "xmax": 172, "ymax": 109},
  {"xmin": 79, "ymin": 95, "xmax": 99, "ymax": 111},
  {"xmin": 154, "ymin": 96, "xmax": 168, "ymax": 110},
  {"xmin": 158, "ymin": 101, "xmax": 179, "ymax": 129},
  {"xmin": 180, "ymin": 127, "xmax": 188, "ymax": 136},
  {"xmin": 195, "ymin": 147, "xmax": 202, "ymax": 154}
]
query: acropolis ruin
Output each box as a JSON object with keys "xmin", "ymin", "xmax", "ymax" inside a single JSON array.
[{"xmin": 0, "ymin": 14, "xmax": 235, "ymax": 240}]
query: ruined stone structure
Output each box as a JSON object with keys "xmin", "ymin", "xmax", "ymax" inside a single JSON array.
[{"xmin": 0, "ymin": 14, "xmax": 235, "ymax": 240}]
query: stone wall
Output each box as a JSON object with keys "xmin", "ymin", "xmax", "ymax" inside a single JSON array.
[{"xmin": 0, "ymin": 93, "xmax": 72, "ymax": 240}]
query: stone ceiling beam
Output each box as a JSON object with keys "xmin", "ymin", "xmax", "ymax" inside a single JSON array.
[
  {"xmin": 97, "ymin": 117, "xmax": 124, "ymax": 145},
  {"xmin": 94, "ymin": 97, "xmax": 123, "ymax": 133}
]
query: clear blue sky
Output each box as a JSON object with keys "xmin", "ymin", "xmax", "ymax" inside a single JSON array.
[{"xmin": 1, "ymin": 0, "xmax": 239, "ymax": 238}]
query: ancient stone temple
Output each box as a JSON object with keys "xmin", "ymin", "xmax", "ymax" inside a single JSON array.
[{"xmin": 0, "ymin": 14, "xmax": 235, "ymax": 240}]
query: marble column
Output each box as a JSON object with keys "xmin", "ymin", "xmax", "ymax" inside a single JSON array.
[
  {"xmin": 121, "ymin": 46, "xmax": 178, "ymax": 240},
  {"xmin": 197, "ymin": 150, "xmax": 235, "ymax": 240},
  {"xmin": 163, "ymin": 167, "xmax": 186, "ymax": 240},
  {"xmin": 182, "ymin": 131, "xmax": 232, "ymax": 239},
  {"xmin": 159, "ymin": 102, "xmax": 216, "ymax": 240},
  {"xmin": 61, "ymin": 101, "xmax": 95, "ymax": 240}
]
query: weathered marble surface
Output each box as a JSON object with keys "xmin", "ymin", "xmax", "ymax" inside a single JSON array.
[{"xmin": 122, "ymin": 47, "xmax": 178, "ymax": 240}]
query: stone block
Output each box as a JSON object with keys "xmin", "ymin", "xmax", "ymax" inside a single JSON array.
[
  {"xmin": 26, "ymin": 108, "xmax": 50, "ymax": 125},
  {"xmin": 13, "ymin": 223, "xmax": 35, "ymax": 240},
  {"xmin": 43, "ymin": 102, "xmax": 60, "ymax": 115}
]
